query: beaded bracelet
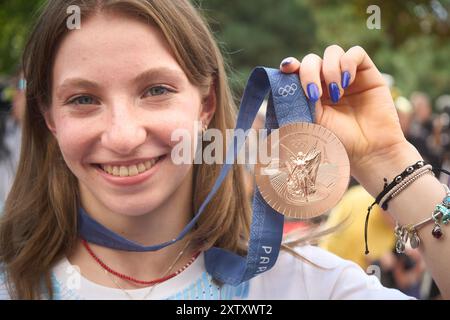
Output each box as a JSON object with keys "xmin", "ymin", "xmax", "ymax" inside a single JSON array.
[
  {"xmin": 379, "ymin": 164, "xmax": 434, "ymax": 210},
  {"xmin": 375, "ymin": 160, "xmax": 426, "ymax": 210},
  {"xmin": 390, "ymin": 168, "xmax": 434, "ymax": 199},
  {"xmin": 394, "ymin": 184, "xmax": 450, "ymax": 254}
]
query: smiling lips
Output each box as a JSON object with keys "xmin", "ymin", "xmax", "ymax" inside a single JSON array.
[{"xmin": 99, "ymin": 157, "xmax": 161, "ymax": 177}]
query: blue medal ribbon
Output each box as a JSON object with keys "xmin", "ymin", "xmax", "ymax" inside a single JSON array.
[{"xmin": 78, "ymin": 67, "xmax": 315, "ymax": 286}]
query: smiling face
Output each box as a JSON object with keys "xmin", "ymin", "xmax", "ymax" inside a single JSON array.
[{"xmin": 47, "ymin": 12, "xmax": 212, "ymax": 217}]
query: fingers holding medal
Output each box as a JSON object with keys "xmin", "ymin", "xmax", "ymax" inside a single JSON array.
[{"xmin": 254, "ymin": 45, "xmax": 380, "ymax": 220}]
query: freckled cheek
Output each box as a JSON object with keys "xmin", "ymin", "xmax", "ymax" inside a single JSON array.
[
  {"xmin": 54, "ymin": 119, "xmax": 97, "ymax": 166},
  {"xmin": 154, "ymin": 106, "xmax": 202, "ymax": 148}
]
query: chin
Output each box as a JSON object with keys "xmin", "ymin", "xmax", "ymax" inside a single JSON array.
[{"xmin": 101, "ymin": 191, "xmax": 169, "ymax": 218}]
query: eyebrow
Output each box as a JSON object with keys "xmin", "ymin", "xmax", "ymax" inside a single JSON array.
[
  {"xmin": 56, "ymin": 78, "xmax": 100, "ymax": 93},
  {"xmin": 55, "ymin": 67, "xmax": 186, "ymax": 98},
  {"xmin": 132, "ymin": 67, "xmax": 186, "ymax": 86}
]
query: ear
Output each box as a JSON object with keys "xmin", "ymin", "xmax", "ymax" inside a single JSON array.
[
  {"xmin": 200, "ymin": 82, "xmax": 216, "ymax": 127},
  {"xmin": 43, "ymin": 109, "xmax": 57, "ymax": 136}
]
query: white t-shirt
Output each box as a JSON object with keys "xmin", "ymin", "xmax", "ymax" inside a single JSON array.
[{"xmin": 0, "ymin": 245, "xmax": 412, "ymax": 300}]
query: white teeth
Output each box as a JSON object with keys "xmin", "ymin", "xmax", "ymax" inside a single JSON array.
[
  {"xmin": 100, "ymin": 158, "xmax": 160, "ymax": 177},
  {"xmin": 137, "ymin": 163, "xmax": 146, "ymax": 173},
  {"xmin": 128, "ymin": 165, "xmax": 139, "ymax": 176},
  {"xmin": 119, "ymin": 166, "xmax": 128, "ymax": 177}
]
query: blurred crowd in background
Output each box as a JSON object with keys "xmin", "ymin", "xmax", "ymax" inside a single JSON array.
[{"xmin": 1, "ymin": 0, "xmax": 450, "ymax": 300}]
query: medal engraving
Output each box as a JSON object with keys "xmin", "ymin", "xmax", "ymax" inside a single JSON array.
[{"xmin": 255, "ymin": 122, "xmax": 350, "ymax": 219}]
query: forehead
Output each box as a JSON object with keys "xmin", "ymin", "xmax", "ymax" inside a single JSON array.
[{"xmin": 52, "ymin": 11, "xmax": 184, "ymax": 86}]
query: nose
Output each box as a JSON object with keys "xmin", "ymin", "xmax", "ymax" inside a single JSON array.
[{"xmin": 101, "ymin": 103, "xmax": 147, "ymax": 155}]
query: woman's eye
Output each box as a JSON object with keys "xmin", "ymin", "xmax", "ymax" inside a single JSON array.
[
  {"xmin": 68, "ymin": 95, "xmax": 97, "ymax": 105},
  {"xmin": 143, "ymin": 86, "xmax": 173, "ymax": 97}
]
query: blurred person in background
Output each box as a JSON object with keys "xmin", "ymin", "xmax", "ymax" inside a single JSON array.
[
  {"xmin": 408, "ymin": 92, "xmax": 442, "ymax": 169},
  {"xmin": 395, "ymin": 96, "xmax": 413, "ymax": 136},
  {"xmin": 411, "ymin": 92, "xmax": 432, "ymax": 130},
  {"xmin": 375, "ymin": 247, "xmax": 427, "ymax": 299},
  {"xmin": 435, "ymin": 95, "xmax": 450, "ymax": 185}
]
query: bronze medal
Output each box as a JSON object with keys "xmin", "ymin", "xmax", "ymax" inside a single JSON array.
[{"xmin": 255, "ymin": 122, "xmax": 350, "ymax": 219}]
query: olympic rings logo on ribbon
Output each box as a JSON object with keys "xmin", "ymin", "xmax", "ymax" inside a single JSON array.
[{"xmin": 278, "ymin": 83, "xmax": 298, "ymax": 97}]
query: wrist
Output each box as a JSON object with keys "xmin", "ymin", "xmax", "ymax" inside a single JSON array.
[{"xmin": 352, "ymin": 141, "xmax": 423, "ymax": 199}]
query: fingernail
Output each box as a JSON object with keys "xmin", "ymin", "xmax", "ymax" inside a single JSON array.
[
  {"xmin": 341, "ymin": 71, "xmax": 351, "ymax": 89},
  {"xmin": 307, "ymin": 83, "xmax": 320, "ymax": 103},
  {"xmin": 281, "ymin": 57, "xmax": 293, "ymax": 67},
  {"xmin": 329, "ymin": 82, "xmax": 340, "ymax": 103}
]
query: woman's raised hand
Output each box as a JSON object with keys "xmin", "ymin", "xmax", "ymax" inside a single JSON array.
[{"xmin": 280, "ymin": 45, "xmax": 415, "ymax": 183}]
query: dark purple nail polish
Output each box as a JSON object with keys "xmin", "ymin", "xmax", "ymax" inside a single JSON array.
[
  {"xmin": 281, "ymin": 57, "xmax": 293, "ymax": 67},
  {"xmin": 329, "ymin": 82, "xmax": 340, "ymax": 103},
  {"xmin": 341, "ymin": 71, "xmax": 351, "ymax": 89},
  {"xmin": 307, "ymin": 83, "xmax": 320, "ymax": 103}
]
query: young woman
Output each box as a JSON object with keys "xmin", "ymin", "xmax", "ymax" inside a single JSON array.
[{"xmin": 1, "ymin": 0, "xmax": 449, "ymax": 300}]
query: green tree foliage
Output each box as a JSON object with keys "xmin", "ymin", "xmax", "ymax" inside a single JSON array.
[
  {"xmin": 305, "ymin": 0, "xmax": 450, "ymax": 102},
  {"xmin": 1, "ymin": 0, "xmax": 449, "ymax": 100},
  {"xmin": 196, "ymin": 0, "xmax": 317, "ymax": 93},
  {"xmin": 0, "ymin": 0, "xmax": 45, "ymax": 75}
]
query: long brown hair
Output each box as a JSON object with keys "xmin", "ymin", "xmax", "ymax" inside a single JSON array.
[{"xmin": 0, "ymin": 0, "xmax": 251, "ymax": 299}]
